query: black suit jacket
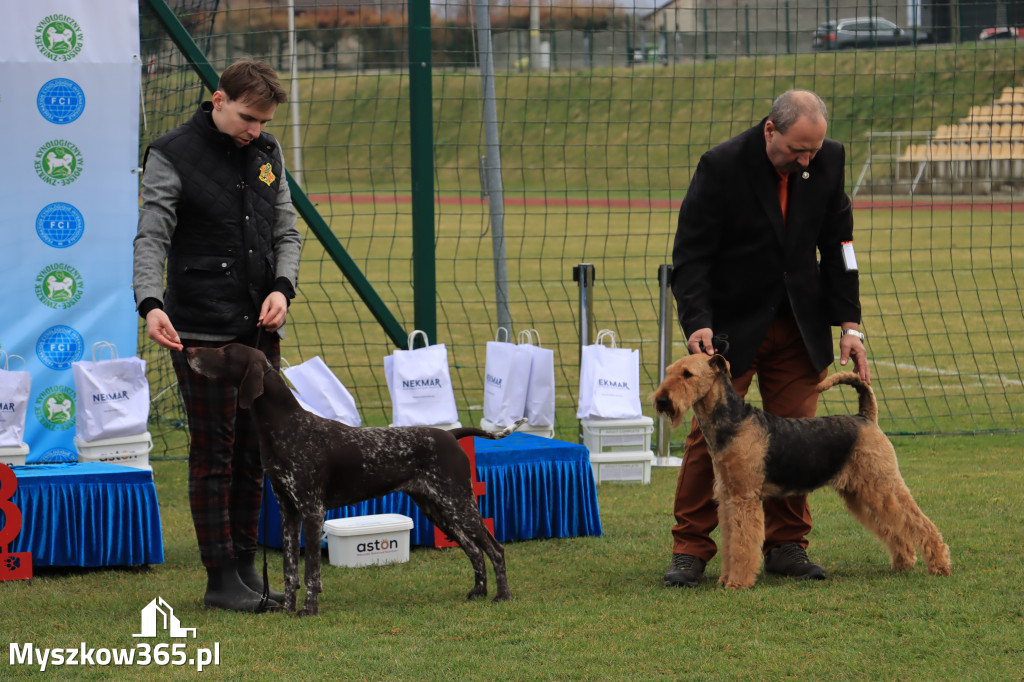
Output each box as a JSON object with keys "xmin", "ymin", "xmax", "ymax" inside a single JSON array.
[{"xmin": 671, "ymin": 119, "xmax": 861, "ymax": 376}]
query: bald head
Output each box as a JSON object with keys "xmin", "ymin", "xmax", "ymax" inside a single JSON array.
[
  {"xmin": 763, "ymin": 90, "xmax": 829, "ymax": 174},
  {"xmin": 768, "ymin": 90, "xmax": 828, "ymax": 134}
]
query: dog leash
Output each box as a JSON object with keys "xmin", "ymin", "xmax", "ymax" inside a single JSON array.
[
  {"xmin": 251, "ymin": 323, "xmax": 273, "ymax": 614},
  {"xmin": 698, "ymin": 333, "xmax": 730, "ymax": 357}
]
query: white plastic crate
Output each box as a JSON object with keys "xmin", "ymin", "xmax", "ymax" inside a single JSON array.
[
  {"xmin": 480, "ymin": 417, "xmax": 554, "ymax": 439},
  {"xmin": 389, "ymin": 421, "xmax": 462, "ymax": 430},
  {"xmin": 323, "ymin": 514, "xmax": 414, "ymax": 568},
  {"xmin": 581, "ymin": 416, "xmax": 654, "ymax": 453},
  {"xmin": 74, "ymin": 431, "xmax": 153, "ymax": 470},
  {"xmin": 0, "ymin": 442, "xmax": 29, "ymax": 466},
  {"xmin": 590, "ymin": 451, "xmax": 654, "ymax": 484}
]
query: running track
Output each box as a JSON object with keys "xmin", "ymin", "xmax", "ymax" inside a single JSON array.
[{"xmin": 308, "ymin": 194, "xmax": 1022, "ymax": 211}]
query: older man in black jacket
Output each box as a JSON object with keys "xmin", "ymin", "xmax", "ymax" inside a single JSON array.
[{"xmin": 665, "ymin": 89, "xmax": 870, "ymax": 588}]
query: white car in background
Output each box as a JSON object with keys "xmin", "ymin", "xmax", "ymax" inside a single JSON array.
[{"xmin": 812, "ymin": 17, "xmax": 929, "ymax": 50}]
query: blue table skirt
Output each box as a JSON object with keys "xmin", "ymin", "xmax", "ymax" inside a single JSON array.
[
  {"xmin": 4, "ymin": 463, "xmax": 164, "ymax": 567},
  {"xmin": 258, "ymin": 432, "xmax": 602, "ymax": 547}
]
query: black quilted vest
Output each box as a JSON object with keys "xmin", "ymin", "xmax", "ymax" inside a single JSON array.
[{"xmin": 147, "ymin": 102, "xmax": 281, "ymax": 337}]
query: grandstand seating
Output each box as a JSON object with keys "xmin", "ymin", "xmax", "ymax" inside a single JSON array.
[{"xmin": 898, "ymin": 86, "xmax": 1024, "ymax": 195}]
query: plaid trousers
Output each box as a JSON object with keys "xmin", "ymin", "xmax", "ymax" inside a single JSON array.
[{"xmin": 170, "ymin": 334, "xmax": 280, "ymax": 568}]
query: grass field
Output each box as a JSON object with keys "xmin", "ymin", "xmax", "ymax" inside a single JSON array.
[{"xmin": 3, "ymin": 433, "xmax": 1022, "ymax": 679}]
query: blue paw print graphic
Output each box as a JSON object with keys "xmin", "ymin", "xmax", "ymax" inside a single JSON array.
[{"xmin": 3, "ymin": 555, "xmax": 21, "ymax": 572}]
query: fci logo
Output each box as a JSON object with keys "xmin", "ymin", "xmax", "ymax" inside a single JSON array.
[
  {"xmin": 35, "ymin": 325, "xmax": 84, "ymax": 371},
  {"xmin": 37, "ymin": 78, "xmax": 86, "ymax": 125},
  {"xmin": 35, "ymin": 202, "xmax": 85, "ymax": 249}
]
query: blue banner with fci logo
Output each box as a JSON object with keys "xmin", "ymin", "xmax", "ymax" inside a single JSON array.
[{"xmin": 0, "ymin": 1, "xmax": 140, "ymax": 462}]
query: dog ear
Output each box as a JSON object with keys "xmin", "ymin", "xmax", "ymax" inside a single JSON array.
[
  {"xmin": 709, "ymin": 354, "xmax": 729, "ymax": 374},
  {"xmin": 238, "ymin": 360, "xmax": 265, "ymax": 409}
]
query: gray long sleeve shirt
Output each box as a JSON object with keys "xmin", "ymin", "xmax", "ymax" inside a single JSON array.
[{"xmin": 132, "ymin": 144, "xmax": 302, "ymax": 341}]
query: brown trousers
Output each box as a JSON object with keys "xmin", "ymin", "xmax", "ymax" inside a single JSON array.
[{"xmin": 671, "ymin": 312, "xmax": 827, "ymax": 560}]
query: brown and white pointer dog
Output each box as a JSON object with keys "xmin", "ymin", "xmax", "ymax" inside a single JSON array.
[
  {"xmin": 653, "ymin": 353, "xmax": 951, "ymax": 589},
  {"xmin": 187, "ymin": 343, "xmax": 520, "ymax": 616}
]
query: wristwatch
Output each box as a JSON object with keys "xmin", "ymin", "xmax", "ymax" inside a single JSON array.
[{"xmin": 841, "ymin": 329, "xmax": 865, "ymax": 341}]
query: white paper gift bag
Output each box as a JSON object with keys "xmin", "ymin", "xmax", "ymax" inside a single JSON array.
[
  {"xmin": 482, "ymin": 328, "xmax": 532, "ymax": 427},
  {"xmin": 282, "ymin": 356, "xmax": 361, "ymax": 426},
  {"xmin": 577, "ymin": 330, "xmax": 642, "ymax": 419},
  {"xmin": 72, "ymin": 342, "xmax": 150, "ymax": 442},
  {"xmin": 385, "ymin": 331, "xmax": 459, "ymax": 427},
  {"xmin": 576, "ymin": 330, "xmax": 609, "ymax": 419},
  {"xmin": 518, "ymin": 330, "xmax": 556, "ymax": 427},
  {"xmin": 0, "ymin": 352, "xmax": 32, "ymax": 447}
]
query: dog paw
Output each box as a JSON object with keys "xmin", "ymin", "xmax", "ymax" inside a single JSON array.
[{"xmin": 492, "ymin": 591, "xmax": 511, "ymax": 603}]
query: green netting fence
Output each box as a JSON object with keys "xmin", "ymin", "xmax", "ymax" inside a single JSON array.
[{"xmin": 140, "ymin": 0, "xmax": 1024, "ymax": 459}]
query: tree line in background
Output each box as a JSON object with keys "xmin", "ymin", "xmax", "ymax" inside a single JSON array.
[{"xmin": 141, "ymin": 0, "xmax": 629, "ymax": 70}]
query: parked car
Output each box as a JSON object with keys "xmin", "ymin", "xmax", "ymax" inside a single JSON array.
[
  {"xmin": 978, "ymin": 26, "xmax": 1023, "ymax": 40},
  {"xmin": 812, "ymin": 17, "xmax": 928, "ymax": 50}
]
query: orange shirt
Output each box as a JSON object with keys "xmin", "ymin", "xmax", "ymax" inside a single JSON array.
[{"xmin": 776, "ymin": 169, "xmax": 789, "ymax": 223}]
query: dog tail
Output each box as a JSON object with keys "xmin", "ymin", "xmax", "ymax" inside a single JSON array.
[
  {"xmin": 816, "ymin": 372, "xmax": 878, "ymax": 423},
  {"xmin": 449, "ymin": 418, "xmax": 527, "ymax": 441}
]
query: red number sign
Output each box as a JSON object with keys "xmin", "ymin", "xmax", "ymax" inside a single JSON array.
[
  {"xmin": 433, "ymin": 437, "xmax": 495, "ymax": 548},
  {"xmin": 0, "ymin": 464, "xmax": 33, "ymax": 581}
]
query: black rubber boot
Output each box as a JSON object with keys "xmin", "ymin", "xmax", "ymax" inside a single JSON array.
[
  {"xmin": 203, "ymin": 566, "xmax": 271, "ymax": 612},
  {"xmin": 233, "ymin": 552, "xmax": 285, "ymax": 604}
]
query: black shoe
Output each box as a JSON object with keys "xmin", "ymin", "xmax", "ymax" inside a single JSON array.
[
  {"xmin": 664, "ymin": 554, "xmax": 707, "ymax": 588},
  {"xmin": 764, "ymin": 544, "xmax": 826, "ymax": 580}
]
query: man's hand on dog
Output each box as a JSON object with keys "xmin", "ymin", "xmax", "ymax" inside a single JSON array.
[
  {"xmin": 690, "ymin": 325, "xmax": 871, "ymax": 385},
  {"xmin": 839, "ymin": 329, "xmax": 870, "ymax": 384},
  {"xmin": 689, "ymin": 328, "xmax": 715, "ymax": 356}
]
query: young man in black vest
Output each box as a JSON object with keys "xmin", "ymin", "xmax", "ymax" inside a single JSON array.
[{"xmin": 134, "ymin": 60, "xmax": 302, "ymax": 611}]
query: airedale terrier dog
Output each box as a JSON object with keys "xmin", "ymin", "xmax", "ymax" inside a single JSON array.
[{"xmin": 652, "ymin": 353, "xmax": 952, "ymax": 589}]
